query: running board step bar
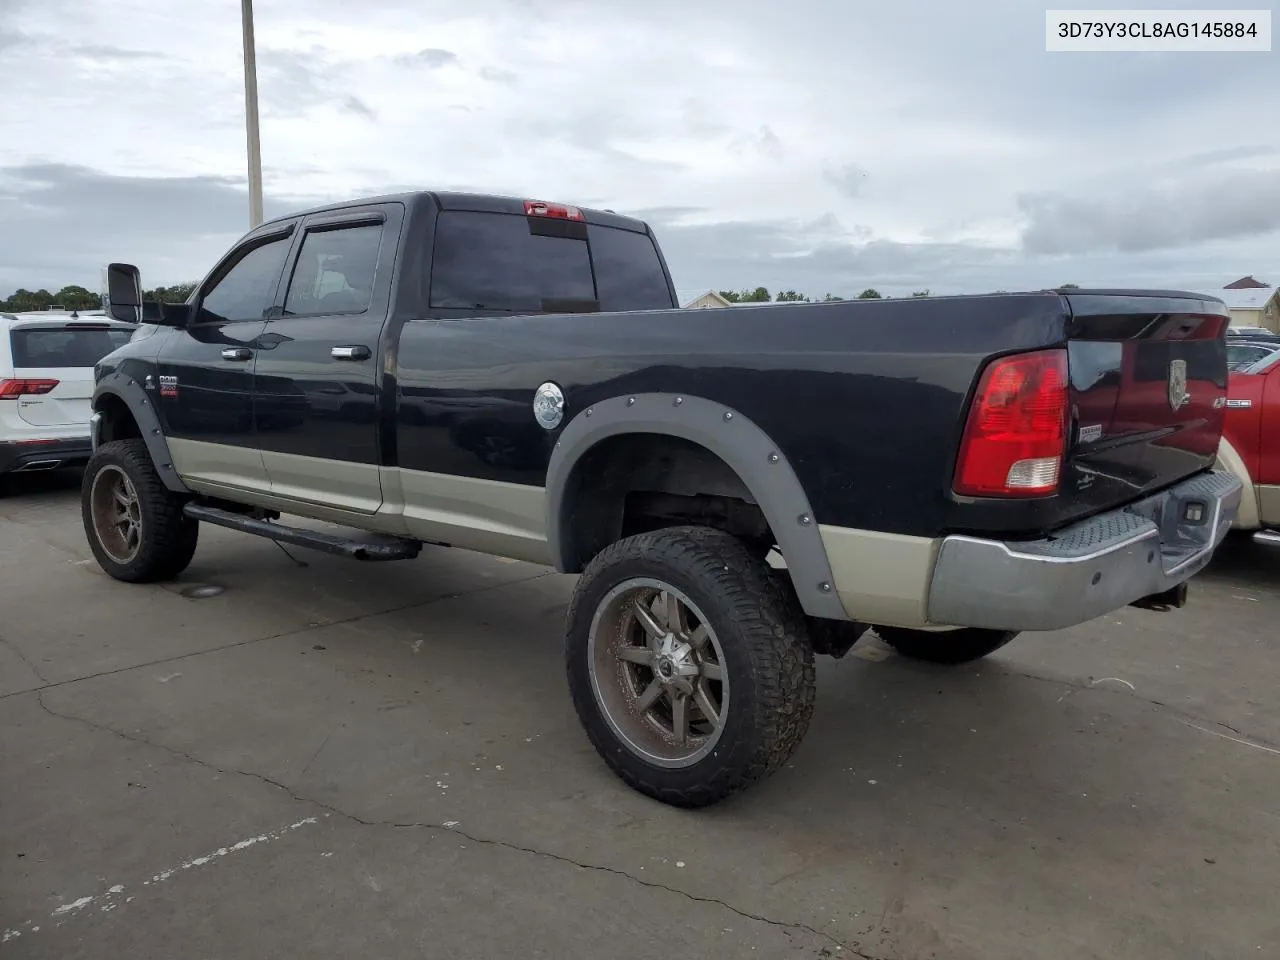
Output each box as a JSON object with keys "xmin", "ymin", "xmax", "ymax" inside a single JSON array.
[
  {"xmin": 1254, "ymin": 529, "xmax": 1280, "ymax": 547},
  {"xmin": 182, "ymin": 503, "xmax": 423, "ymax": 561}
]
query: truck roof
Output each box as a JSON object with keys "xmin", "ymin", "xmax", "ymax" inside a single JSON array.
[
  {"xmin": 261, "ymin": 190, "xmax": 653, "ymax": 234},
  {"xmin": 1051, "ymin": 287, "xmax": 1227, "ymax": 303}
]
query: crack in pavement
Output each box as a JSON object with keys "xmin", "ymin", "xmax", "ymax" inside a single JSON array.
[
  {"xmin": 0, "ymin": 572, "xmax": 554, "ymax": 702},
  {"xmin": 0, "ymin": 635, "xmax": 48, "ymax": 684},
  {"xmin": 30, "ymin": 691, "xmax": 874, "ymax": 959},
  {"xmin": 996, "ymin": 663, "xmax": 1280, "ymax": 751},
  {"xmin": 13, "ymin": 619, "xmax": 1263, "ymax": 960}
]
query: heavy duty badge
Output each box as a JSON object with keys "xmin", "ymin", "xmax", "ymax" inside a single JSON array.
[
  {"xmin": 158, "ymin": 375, "xmax": 179, "ymax": 399},
  {"xmin": 1167, "ymin": 358, "xmax": 1190, "ymax": 411}
]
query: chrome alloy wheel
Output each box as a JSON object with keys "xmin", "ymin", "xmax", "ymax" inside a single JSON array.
[
  {"xmin": 89, "ymin": 464, "xmax": 143, "ymax": 564},
  {"xmin": 588, "ymin": 578, "xmax": 729, "ymax": 768}
]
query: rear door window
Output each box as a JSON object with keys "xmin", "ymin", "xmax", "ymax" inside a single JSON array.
[
  {"xmin": 10, "ymin": 327, "xmax": 133, "ymax": 368},
  {"xmin": 428, "ymin": 211, "xmax": 673, "ymax": 313},
  {"xmin": 283, "ymin": 223, "xmax": 384, "ymax": 317}
]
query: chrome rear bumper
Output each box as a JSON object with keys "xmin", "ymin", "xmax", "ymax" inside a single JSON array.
[{"xmin": 927, "ymin": 471, "xmax": 1243, "ymax": 632}]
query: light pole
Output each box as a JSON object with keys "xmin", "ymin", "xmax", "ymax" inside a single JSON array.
[{"xmin": 241, "ymin": 0, "xmax": 264, "ymax": 228}]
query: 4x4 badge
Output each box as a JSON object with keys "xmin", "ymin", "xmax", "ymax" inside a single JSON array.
[{"xmin": 1167, "ymin": 359, "xmax": 1190, "ymax": 411}]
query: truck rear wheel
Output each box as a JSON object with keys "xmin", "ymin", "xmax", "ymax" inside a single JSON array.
[
  {"xmin": 566, "ymin": 525, "xmax": 816, "ymax": 808},
  {"xmin": 876, "ymin": 625, "xmax": 1018, "ymax": 664},
  {"xmin": 82, "ymin": 439, "xmax": 199, "ymax": 583}
]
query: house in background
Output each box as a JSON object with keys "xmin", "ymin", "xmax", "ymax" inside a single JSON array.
[
  {"xmin": 1224, "ymin": 275, "xmax": 1270, "ymax": 289},
  {"xmin": 1191, "ymin": 277, "xmax": 1278, "ymax": 332},
  {"xmin": 682, "ymin": 290, "xmax": 734, "ymax": 309},
  {"xmin": 1220, "ymin": 284, "xmax": 1279, "ymax": 333}
]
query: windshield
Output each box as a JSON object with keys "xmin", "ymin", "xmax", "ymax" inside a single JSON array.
[{"xmin": 1227, "ymin": 342, "xmax": 1280, "ymax": 372}]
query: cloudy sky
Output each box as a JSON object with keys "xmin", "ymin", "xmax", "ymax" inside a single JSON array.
[{"xmin": 2, "ymin": 0, "xmax": 1277, "ymax": 302}]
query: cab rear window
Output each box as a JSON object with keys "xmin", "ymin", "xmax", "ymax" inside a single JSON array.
[
  {"xmin": 428, "ymin": 210, "xmax": 674, "ymax": 313},
  {"xmin": 10, "ymin": 327, "xmax": 133, "ymax": 368}
]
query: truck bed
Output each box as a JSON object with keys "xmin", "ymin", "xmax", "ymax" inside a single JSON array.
[{"xmin": 393, "ymin": 288, "xmax": 1229, "ymax": 541}]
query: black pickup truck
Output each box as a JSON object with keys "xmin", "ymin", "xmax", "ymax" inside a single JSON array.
[{"xmin": 86, "ymin": 191, "xmax": 1242, "ymax": 807}]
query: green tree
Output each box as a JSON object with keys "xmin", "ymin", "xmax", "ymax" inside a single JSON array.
[
  {"xmin": 775, "ymin": 289, "xmax": 809, "ymax": 302},
  {"xmin": 911, "ymin": 290, "xmax": 929, "ymax": 298},
  {"xmin": 719, "ymin": 286, "xmax": 771, "ymax": 303},
  {"xmin": 1, "ymin": 288, "xmax": 57, "ymax": 312},
  {"xmin": 54, "ymin": 285, "xmax": 102, "ymax": 309},
  {"xmin": 821, "ymin": 293, "xmax": 844, "ymax": 302},
  {"xmin": 1060, "ymin": 282, "xmax": 1079, "ymax": 289},
  {"xmin": 856, "ymin": 288, "xmax": 882, "ymax": 299},
  {"xmin": 144, "ymin": 282, "xmax": 198, "ymax": 302}
]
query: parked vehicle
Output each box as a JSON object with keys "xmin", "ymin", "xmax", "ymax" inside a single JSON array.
[
  {"xmin": 1217, "ymin": 339, "xmax": 1280, "ymax": 546},
  {"xmin": 1228, "ymin": 336, "xmax": 1280, "ymax": 370},
  {"xmin": 82, "ymin": 191, "xmax": 1243, "ymax": 806},
  {"xmin": 1, "ymin": 311, "xmax": 136, "ymax": 478},
  {"xmin": 1228, "ymin": 325, "xmax": 1273, "ymax": 339}
]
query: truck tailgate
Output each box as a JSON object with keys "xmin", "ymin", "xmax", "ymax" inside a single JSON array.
[{"xmin": 1064, "ymin": 292, "xmax": 1228, "ymax": 514}]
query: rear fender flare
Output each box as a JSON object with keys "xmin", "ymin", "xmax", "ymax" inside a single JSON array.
[
  {"xmin": 544, "ymin": 392, "xmax": 849, "ymax": 621},
  {"xmin": 92, "ymin": 373, "xmax": 191, "ymax": 494}
]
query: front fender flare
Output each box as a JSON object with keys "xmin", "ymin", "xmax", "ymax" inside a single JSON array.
[
  {"xmin": 544, "ymin": 392, "xmax": 849, "ymax": 621},
  {"xmin": 93, "ymin": 372, "xmax": 191, "ymax": 494}
]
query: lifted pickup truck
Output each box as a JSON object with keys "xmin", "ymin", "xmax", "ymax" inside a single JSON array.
[{"xmin": 86, "ymin": 191, "xmax": 1242, "ymax": 807}]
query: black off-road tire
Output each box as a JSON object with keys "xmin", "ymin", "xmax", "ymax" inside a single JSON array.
[
  {"xmin": 876, "ymin": 625, "xmax": 1018, "ymax": 665},
  {"xmin": 566, "ymin": 525, "xmax": 816, "ymax": 808},
  {"xmin": 81, "ymin": 439, "xmax": 199, "ymax": 583}
]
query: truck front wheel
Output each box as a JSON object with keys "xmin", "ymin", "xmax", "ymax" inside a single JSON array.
[
  {"xmin": 875, "ymin": 626, "xmax": 1018, "ymax": 664},
  {"xmin": 566, "ymin": 525, "xmax": 816, "ymax": 808},
  {"xmin": 82, "ymin": 439, "xmax": 199, "ymax": 583}
]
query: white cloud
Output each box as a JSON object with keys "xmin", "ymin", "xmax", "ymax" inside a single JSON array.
[{"xmin": 1, "ymin": 0, "xmax": 1277, "ymax": 297}]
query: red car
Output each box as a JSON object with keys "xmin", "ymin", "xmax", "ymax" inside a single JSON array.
[{"xmin": 1219, "ymin": 338, "xmax": 1280, "ymax": 544}]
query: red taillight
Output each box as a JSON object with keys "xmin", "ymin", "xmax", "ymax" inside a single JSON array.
[
  {"xmin": 954, "ymin": 349, "xmax": 1068, "ymax": 498},
  {"xmin": 0, "ymin": 378, "xmax": 59, "ymax": 399},
  {"xmin": 524, "ymin": 199, "xmax": 584, "ymax": 221}
]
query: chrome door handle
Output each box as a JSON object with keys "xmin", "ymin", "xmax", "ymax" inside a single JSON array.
[
  {"xmin": 221, "ymin": 347, "xmax": 252, "ymax": 361},
  {"xmin": 331, "ymin": 345, "xmax": 371, "ymax": 361}
]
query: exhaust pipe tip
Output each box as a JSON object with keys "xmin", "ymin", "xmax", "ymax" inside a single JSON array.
[
  {"xmin": 1253, "ymin": 530, "xmax": 1280, "ymax": 547},
  {"xmin": 1128, "ymin": 582, "xmax": 1189, "ymax": 613},
  {"xmin": 14, "ymin": 460, "xmax": 63, "ymax": 472}
]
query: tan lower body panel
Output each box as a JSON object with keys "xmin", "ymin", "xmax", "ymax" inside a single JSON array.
[
  {"xmin": 259, "ymin": 450, "xmax": 383, "ymax": 515},
  {"xmin": 399, "ymin": 469, "xmax": 550, "ymax": 565},
  {"xmin": 818, "ymin": 525, "xmax": 948, "ymax": 629},
  {"xmin": 1216, "ymin": 438, "xmax": 1261, "ymax": 529},
  {"xmin": 172, "ymin": 439, "xmax": 395, "ymax": 528},
  {"xmin": 171, "ymin": 438, "xmax": 945, "ymax": 614},
  {"xmin": 1259, "ymin": 484, "xmax": 1280, "ymax": 527},
  {"xmin": 168, "ymin": 437, "xmax": 269, "ymax": 489},
  {"xmin": 181, "ymin": 477, "xmax": 412, "ymax": 536},
  {"xmin": 170, "ymin": 437, "xmax": 389, "ymax": 522},
  {"xmin": 171, "ymin": 439, "xmax": 548, "ymax": 557}
]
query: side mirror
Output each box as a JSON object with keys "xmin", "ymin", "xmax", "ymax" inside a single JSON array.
[
  {"xmin": 103, "ymin": 263, "xmax": 143, "ymax": 324},
  {"xmin": 141, "ymin": 301, "xmax": 194, "ymax": 327}
]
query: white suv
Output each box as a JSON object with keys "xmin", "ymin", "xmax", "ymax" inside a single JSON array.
[{"xmin": 1, "ymin": 311, "xmax": 136, "ymax": 477}]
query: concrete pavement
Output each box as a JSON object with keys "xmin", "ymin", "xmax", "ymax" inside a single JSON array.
[{"xmin": 3, "ymin": 469, "xmax": 1280, "ymax": 959}]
